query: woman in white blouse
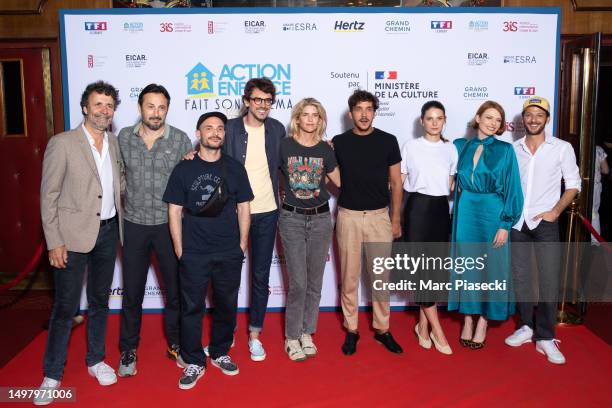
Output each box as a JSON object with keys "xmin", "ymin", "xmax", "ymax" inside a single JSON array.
[{"xmin": 400, "ymin": 100, "xmax": 458, "ymax": 355}]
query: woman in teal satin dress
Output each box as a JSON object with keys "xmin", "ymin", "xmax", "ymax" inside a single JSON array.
[{"xmin": 448, "ymin": 101, "xmax": 523, "ymax": 349}]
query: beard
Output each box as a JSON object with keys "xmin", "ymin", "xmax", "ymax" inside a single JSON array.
[
  {"xmin": 142, "ymin": 117, "xmax": 165, "ymax": 131},
  {"xmin": 200, "ymin": 139, "xmax": 223, "ymax": 150},
  {"xmin": 88, "ymin": 114, "xmax": 112, "ymax": 131},
  {"xmin": 525, "ymin": 123, "xmax": 546, "ymax": 136}
]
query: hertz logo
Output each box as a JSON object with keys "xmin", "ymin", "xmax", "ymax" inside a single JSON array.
[{"xmin": 334, "ymin": 20, "xmax": 365, "ymax": 32}]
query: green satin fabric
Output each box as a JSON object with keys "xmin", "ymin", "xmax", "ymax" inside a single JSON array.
[{"xmin": 448, "ymin": 136, "xmax": 524, "ymax": 320}]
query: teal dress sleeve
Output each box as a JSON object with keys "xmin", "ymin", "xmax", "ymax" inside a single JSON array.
[
  {"xmin": 453, "ymin": 138, "xmax": 467, "ymax": 157},
  {"xmin": 498, "ymin": 146, "xmax": 524, "ymax": 230}
]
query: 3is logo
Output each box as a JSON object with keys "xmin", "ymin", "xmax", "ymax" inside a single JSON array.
[
  {"xmin": 160, "ymin": 22, "xmax": 173, "ymax": 32},
  {"xmin": 503, "ymin": 21, "xmax": 518, "ymax": 32}
]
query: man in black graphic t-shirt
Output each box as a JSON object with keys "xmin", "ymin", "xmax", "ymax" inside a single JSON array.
[
  {"xmin": 163, "ymin": 112, "xmax": 253, "ymax": 390},
  {"xmin": 332, "ymin": 90, "xmax": 404, "ymax": 356}
]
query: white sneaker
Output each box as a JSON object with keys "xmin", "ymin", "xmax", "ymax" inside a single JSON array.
[
  {"xmin": 87, "ymin": 361, "xmax": 118, "ymax": 386},
  {"xmin": 536, "ymin": 339, "xmax": 566, "ymax": 364},
  {"xmin": 33, "ymin": 377, "xmax": 60, "ymax": 406},
  {"xmin": 203, "ymin": 334, "xmax": 235, "ymax": 358},
  {"xmin": 505, "ymin": 325, "xmax": 534, "ymax": 347},
  {"xmin": 299, "ymin": 333, "xmax": 317, "ymax": 357},
  {"xmin": 285, "ymin": 339, "xmax": 307, "ymax": 362},
  {"xmin": 248, "ymin": 338, "xmax": 266, "ymax": 361}
]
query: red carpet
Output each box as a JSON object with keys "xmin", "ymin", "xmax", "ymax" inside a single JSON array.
[{"xmin": 0, "ymin": 311, "xmax": 610, "ymax": 407}]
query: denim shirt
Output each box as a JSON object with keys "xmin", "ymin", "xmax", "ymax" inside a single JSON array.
[{"xmin": 223, "ymin": 115, "xmax": 286, "ymax": 207}]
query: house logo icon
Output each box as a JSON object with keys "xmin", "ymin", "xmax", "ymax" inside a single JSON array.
[{"xmin": 186, "ymin": 63, "xmax": 216, "ymax": 97}]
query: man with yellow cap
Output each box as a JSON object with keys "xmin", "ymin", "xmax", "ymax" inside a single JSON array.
[{"xmin": 505, "ymin": 97, "xmax": 581, "ymax": 364}]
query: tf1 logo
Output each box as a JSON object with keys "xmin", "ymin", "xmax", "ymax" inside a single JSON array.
[
  {"xmin": 160, "ymin": 22, "xmax": 174, "ymax": 32},
  {"xmin": 503, "ymin": 21, "xmax": 518, "ymax": 32},
  {"xmin": 84, "ymin": 22, "xmax": 107, "ymax": 31},
  {"xmin": 514, "ymin": 87, "xmax": 535, "ymax": 96}
]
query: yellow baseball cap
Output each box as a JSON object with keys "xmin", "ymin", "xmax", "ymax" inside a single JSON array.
[{"xmin": 522, "ymin": 97, "xmax": 550, "ymax": 115}]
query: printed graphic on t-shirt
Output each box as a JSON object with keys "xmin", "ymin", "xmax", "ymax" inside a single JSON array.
[
  {"xmin": 190, "ymin": 173, "xmax": 221, "ymax": 208},
  {"xmin": 287, "ymin": 156, "xmax": 324, "ymax": 199}
]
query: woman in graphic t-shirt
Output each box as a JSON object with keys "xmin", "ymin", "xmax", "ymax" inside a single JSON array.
[
  {"xmin": 279, "ymin": 98, "xmax": 340, "ymax": 362},
  {"xmin": 401, "ymin": 100, "xmax": 457, "ymax": 355}
]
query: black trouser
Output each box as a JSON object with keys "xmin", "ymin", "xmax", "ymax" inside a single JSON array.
[
  {"xmin": 402, "ymin": 192, "xmax": 450, "ymax": 307},
  {"xmin": 44, "ymin": 219, "xmax": 118, "ymax": 380},
  {"xmin": 511, "ymin": 221, "xmax": 561, "ymax": 341},
  {"xmin": 119, "ymin": 220, "xmax": 180, "ymax": 352},
  {"xmin": 179, "ymin": 250, "xmax": 243, "ymax": 367}
]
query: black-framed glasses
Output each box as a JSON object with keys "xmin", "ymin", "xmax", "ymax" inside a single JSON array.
[{"xmin": 249, "ymin": 97, "xmax": 274, "ymax": 106}]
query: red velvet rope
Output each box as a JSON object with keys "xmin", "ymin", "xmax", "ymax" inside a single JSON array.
[
  {"xmin": 577, "ymin": 213, "xmax": 612, "ymax": 254},
  {"xmin": 0, "ymin": 242, "xmax": 45, "ymax": 290}
]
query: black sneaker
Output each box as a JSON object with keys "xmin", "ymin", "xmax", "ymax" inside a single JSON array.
[
  {"xmin": 211, "ymin": 355, "xmax": 239, "ymax": 376},
  {"xmin": 167, "ymin": 344, "xmax": 180, "ymax": 361},
  {"xmin": 118, "ymin": 350, "xmax": 137, "ymax": 377},
  {"xmin": 178, "ymin": 364, "xmax": 205, "ymax": 390},
  {"xmin": 374, "ymin": 331, "xmax": 403, "ymax": 354},
  {"xmin": 341, "ymin": 332, "xmax": 360, "ymax": 356}
]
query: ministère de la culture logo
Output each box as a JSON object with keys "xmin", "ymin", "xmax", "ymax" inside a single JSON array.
[
  {"xmin": 373, "ymin": 70, "xmax": 439, "ymax": 100},
  {"xmin": 184, "ymin": 62, "xmax": 293, "ymax": 111}
]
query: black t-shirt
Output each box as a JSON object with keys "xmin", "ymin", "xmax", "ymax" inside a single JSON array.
[
  {"xmin": 163, "ymin": 154, "xmax": 253, "ymax": 255},
  {"xmin": 279, "ymin": 137, "xmax": 338, "ymax": 209},
  {"xmin": 332, "ymin": 128, "xmax": 401, "ymax": 211}
]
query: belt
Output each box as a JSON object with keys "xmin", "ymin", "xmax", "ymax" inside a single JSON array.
[
  {"xmin": 100, "ymin": 215, "xmax": 116, "ymax": 227},
  {"xmin": 282, "ymin": 202, "xmax": 329, "ymax": 215}
]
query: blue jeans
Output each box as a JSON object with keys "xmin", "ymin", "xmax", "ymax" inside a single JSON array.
[
  {"xmin": 248, "ymin": 209, "xmax": 279, "ymax": 332},
  {"xmin": 43, "ymin": 219, "xmax": 119, "ymax": 380},
  {"xmin": 279, "ymin": 209, "xmax": 332, "ymax": 340}
]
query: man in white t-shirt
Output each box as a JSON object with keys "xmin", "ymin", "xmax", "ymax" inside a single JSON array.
[{"xmin": 505, "ymin": 97, "xmax": 581, "ymax": 365}]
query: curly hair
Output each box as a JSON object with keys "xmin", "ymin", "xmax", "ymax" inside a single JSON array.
[{"xmin": 80, "ymin": 81, "xmax": 120, "ymax": 115}]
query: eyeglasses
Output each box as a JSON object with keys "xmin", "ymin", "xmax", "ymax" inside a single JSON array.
[{"xmin": 249, "ymin": 97, "xmax": 274, "ymax": 106}]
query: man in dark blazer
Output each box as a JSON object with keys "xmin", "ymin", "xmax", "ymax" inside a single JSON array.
[{"xmin": 35, "ymin": 81, "xmax": 124, "ymax": 406}]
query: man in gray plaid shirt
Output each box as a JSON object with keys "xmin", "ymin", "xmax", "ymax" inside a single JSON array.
[{"xmin": 116, "ymin": 84, "xmax": 193, "ymax": 376}]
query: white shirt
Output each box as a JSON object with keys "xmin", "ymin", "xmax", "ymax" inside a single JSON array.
[
  {"xmin": 400, "ymin": 136, "xmax": 458, "ymax": 196},
  {"xmin": 512, "ymin": 134, "xmax": 581, "ymax": 231},
  {"xmin": 83, "ymin": 124, "xmax": 116, "ymax": 220}
]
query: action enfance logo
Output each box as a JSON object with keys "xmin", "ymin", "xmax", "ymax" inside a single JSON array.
[
  {"xmin": 185, "ymin": 62, "xmax": 293, "ymax": 112},
  {"xmin": 123, "ymin": 22, "xmax": 143, "ymax": 33}
]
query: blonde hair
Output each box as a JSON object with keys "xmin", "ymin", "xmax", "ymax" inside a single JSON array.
[{"xmin": 289, "ymin": 98, "xmax": 327, "ymax": 142}]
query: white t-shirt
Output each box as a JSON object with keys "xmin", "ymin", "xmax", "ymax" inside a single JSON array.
[
  {"xmin": 82, "ymin": 124, "xmax": 116, "ymax": 220},
  {"xmin": 400, "ymin": 136, "xmax": 458, "ymax": 196}
]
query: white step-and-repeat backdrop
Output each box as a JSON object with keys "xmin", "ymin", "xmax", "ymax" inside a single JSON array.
[{"xmin": 60, "ymin": 7, "xmax": 560, "ymax": 310}]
